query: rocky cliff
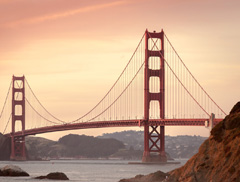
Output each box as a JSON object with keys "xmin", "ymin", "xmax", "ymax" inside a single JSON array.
[
  {"xmin": 167, "ymin": 102, "xmax": 240, "ymax": 182},
  {"xmin": 120, "ymin": 102, "xmax": 240, "ymax": 182}
]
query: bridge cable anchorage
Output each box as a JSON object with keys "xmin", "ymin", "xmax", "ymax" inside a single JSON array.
[
  {"xmin": 25, "ymin": 78, "xmax": 66, "ymax": 124},
  {"xmin": 164, "ymin": 34, "xmax": 227, "ymax": 116},
  {"xmin": 68, "ymin": 32, "xmax": 146, "ymax": 124},
  {"xmin": 147, "ymin": 31, "xmax": 225, "ymax": 118}
]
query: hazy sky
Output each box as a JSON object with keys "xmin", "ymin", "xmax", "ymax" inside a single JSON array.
[{"xmin": 0, "ymin": 0, "xmax": 240, "ymax": 140}]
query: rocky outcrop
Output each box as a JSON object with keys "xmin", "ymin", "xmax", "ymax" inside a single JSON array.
[
  {"xmin": 35, "ymin": 172, "xmax": 69, "ymax": 180},
  {"xmin": 119, "ymin": 171, "xmax": 168, "ymax": 182},
  {"xmin": 0, "ymin": 165, "xmax": 29, "ymax": 176},
  {"xmin": 0, "ymin": 133, "xmax": 11, "ymax": 160},
  {"xmin": 166, "ymin": 102, "xmax": 240, "ymax": 182}
]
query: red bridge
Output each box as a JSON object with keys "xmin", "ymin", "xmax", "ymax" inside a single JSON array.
[{"xmin": 0, "ymin": 30, "xmax": 226, "ymax": 161}]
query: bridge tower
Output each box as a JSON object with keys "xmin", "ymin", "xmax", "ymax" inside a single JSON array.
[
  {"xmin": 142, "ymin": 30, "xmax": 167, "ymax": 163},
  {"xmin": 10, "ymin": 76, "xmax": 26, "ymax": 160}
]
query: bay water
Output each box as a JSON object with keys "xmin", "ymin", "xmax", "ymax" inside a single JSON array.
[{"xmin": 0, "ymin": 159, "xmax": 188, "ymax": 182}]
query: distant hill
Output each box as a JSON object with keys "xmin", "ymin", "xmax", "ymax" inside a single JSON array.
[
  {"xmin": 26, "ymin": 134, "xmax": 125, "ymax": 160},
  {"xmin": 58, "ymin": 134, "xmax": 124, "ymax": 158},
  {"xmin": 0, "ymin": 133, "xmax": 11, "ymax": 160},
  {"xmin": 99, "ymin": 130, "xmax": 207, "ymax": 158},
  {"xmin": 25, "ymin": 136, "xmax": 57, "ymax": 160},
  {"xmin": 1, "ymin": 128, "xmax": 207, "ymax": 160}
]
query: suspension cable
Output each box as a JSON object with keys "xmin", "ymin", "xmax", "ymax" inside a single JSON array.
[
  {"xmin": 0, "ymin": 81, "xmax": 12, "ymax": 119},
  {"xmin": 25, "ymin": 78, "xmax": 66, "ymax": 124},
  {"xmin": 3, "ymin": 113, "xmax": 12, "ymax": 134},
  {"xmin": 86, "ymin": 61, "xmax": 145, "ymax": 122},
  {"xmin": 164, "ymin": 34, "xmax": 226, "ymax": 116},
  {"xmin": 68, "ymin": 32, "xmax": 145, "ymax": 123},
  {"xmin": 25, "ymin": 98, "xmax": 60, "ymax": 125},
  {"xmin": 84, "ymin": 32, "xmax": 160, "ymax": 123},
  {"xmin": 16, "ymin": 80, "xmax": 60, "ymax": 126},
  {"xmin": 3, "ymin": 79, "xmax": 22, "ymax": 134},
  {"xmin": 148, "ymin": 31, "xmax": 211, "ymax": 117}
]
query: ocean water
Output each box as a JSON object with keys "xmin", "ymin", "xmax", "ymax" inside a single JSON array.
[{"xmin": 0, "ymin": 159, "xmax": 188, "ymax": 182}]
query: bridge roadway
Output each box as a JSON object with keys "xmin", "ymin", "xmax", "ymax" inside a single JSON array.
[{"xmin": 5, "ymin": 118, "xmax": 223, "ymax": 137}]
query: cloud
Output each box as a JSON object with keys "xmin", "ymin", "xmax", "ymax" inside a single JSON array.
[{"xmin": 4, "ymin": 0, "xmax": 128, "ymax": 28}]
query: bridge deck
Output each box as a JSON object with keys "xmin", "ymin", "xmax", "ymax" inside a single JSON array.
[{"xmin": 5, "ymin": 118, "xmax": 223, "ymax": 137}]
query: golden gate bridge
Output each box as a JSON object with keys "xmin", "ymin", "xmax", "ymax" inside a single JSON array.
[{"xmin": 0, "ymin": 30, "xmax": 226, "ymax": 162}]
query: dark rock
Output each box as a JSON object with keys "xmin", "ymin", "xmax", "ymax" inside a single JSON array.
[
  {"xmin": 0, "ymin": 165, "xmax": 29, "ymax": 176},
  {"xmin": 135, "ymin": 174, "xmax": 144, "ymax": 179},
  {"xmin": 35, "ymin": 172, "xmax": 69, "ymax": 180},
  {"xmin": 119, "ymin": 171, "xmax": 168, "ymax": 182}
]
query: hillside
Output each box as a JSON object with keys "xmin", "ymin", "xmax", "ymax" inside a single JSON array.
[
  {"xmin": 100, "ymin": 131, "xmax": 207, "ymax": 159},
  {"xmin": 26, "ymin": 134, "xmax": 125, "ymax": 159},
  {"xmin": 58, "ymin": 134, "xmax": 124, "ymax": 158},
  {"xmin": 0, "ymin": 133, "xmax": 11, "ymax": 160},
  {"xmin": 120, "ymin": 102, "xmax": 240, "ymax": 182},
  {"xmin": 25, "ymin": 136, "xmax": 57, "ymax": 160}
]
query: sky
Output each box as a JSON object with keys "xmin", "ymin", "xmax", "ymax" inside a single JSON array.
[{"xmin": 0, "ymin": 0, "xmax": 240, "ymax": 140}]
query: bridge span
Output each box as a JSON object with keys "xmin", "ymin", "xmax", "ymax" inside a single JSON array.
[
  {"xmin": 5, "ymin": 118, "xmax": 222, "ymax": 137},
  {"xmin": 0, "ymin": 29, "xmax": 226, "ymax": 161}
]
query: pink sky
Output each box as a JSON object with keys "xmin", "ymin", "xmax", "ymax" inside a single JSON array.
[{"xmin": 0, "ymin": 0, "xmax": 240, "ymax": 140}]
